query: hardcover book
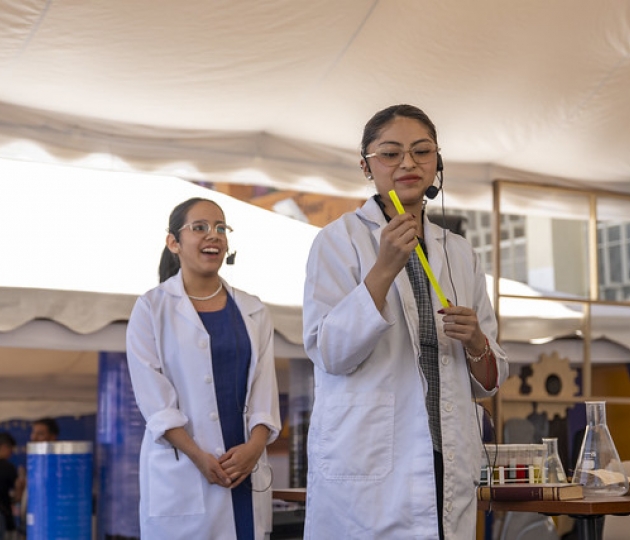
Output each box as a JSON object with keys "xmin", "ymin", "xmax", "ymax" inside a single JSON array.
[{"xmin": 477, "ymin": 483, "xmax": 584, "ymax": 502}]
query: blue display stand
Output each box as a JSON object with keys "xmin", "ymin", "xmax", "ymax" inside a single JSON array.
[
  {"xmin": 27, "ymin": 441, "xmax": 93, "ymax": 540},
  {"xmin": 96, "ymin": 351, "xmax": 143, "ymax": 540}
]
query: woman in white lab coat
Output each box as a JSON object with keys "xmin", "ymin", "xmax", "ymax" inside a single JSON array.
[
  {"xmin": 127, "ymin": 197, "xmax": 281, "ymax": 540},
  {"xmin": 303, "ymin": 105, "xmax": 509, "ymax": 539}
]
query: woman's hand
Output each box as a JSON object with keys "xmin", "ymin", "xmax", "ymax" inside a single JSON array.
[
  {"xmin": 164, "ymin": 426, "xmax": 232, "ymax": 487},
  {"xmin": 366, "ymin": 213, "xmax": 420, "ymax": 311},
  {"xmin": 438, "ymin": 303, "xmax": 497, "ymax": 390},
  {"xmin": 376, "ymin": 214, "xmax": 420, "ymax": 277},
  {"xmin": 218, "ymin": 441, "xmax": 264, "ymax": 489},
  {"xmin": 219, "ymin": 424, "xmax": 270, "ymax": 489},
  {"xmin": 197, "ymin": 453, "xmax": 233, "ymax": 488},
  {"xmin": 438, "ymin": 303, "xmax": 485, "ymax": 351}
]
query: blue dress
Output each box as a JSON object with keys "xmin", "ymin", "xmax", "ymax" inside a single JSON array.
[{"xmin": 199, "ymin": 293, "xmax": 253, "ymax": 540}]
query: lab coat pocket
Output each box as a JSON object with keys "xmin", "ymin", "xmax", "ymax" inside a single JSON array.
[
  {"xmin": 319, "ymin": 391, "xmax": 394, "ymax": 481},
  {"xmin": 148, "ymin": 448, "xmax": 205, "ymax": 517}
]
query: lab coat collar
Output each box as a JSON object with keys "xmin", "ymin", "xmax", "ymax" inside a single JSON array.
[{"xmin": 356, "ymin": 196, "xmax": 386, "ymax": 227}]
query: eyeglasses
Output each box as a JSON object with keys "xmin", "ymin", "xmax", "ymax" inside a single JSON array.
[
  {"xmin": 364, "ymin": 142, "xmax": 439, "ymax": 167},
  {"xmin": 178, "ymin": 221, "xmax": 233, "ymax": 236}
]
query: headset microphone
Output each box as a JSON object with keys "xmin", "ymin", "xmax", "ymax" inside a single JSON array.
[
  {"xmin": 226, "ymin": 251, "xmax": 237, "ymax": 265},
  {"xmin": 425, "ymin": 184, "xmax": 439, "ymax": 199},
  {"xmin": 425, "ymin": 153, "xmax": 444, "ymax": 200}
]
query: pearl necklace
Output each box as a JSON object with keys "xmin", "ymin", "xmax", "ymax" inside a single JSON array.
[{"xmin": 188, "ymin": 282, "xmax": 223, "ymax": 301}]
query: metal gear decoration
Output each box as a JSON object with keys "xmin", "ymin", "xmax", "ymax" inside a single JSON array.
[
  {"xmin": 500, "ymin": 351, "xmax": 579, "ymax": 421},
  {"xmin": 526, "ymin": 351, "xmax": 579, "ymax": 419}
]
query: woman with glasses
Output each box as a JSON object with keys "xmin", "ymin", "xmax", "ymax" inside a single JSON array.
[
  {"xmin": 127, "ymin": 197, "xmax": 281, "ymax": 540},
  {"xmin": 302, "ymin": 105, "xmax": 508, "ymax": 539}
]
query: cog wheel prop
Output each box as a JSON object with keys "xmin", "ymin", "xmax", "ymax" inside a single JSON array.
[{"xmin": 500, "ymin": 351, "xmax": 579, "ymax": 421}]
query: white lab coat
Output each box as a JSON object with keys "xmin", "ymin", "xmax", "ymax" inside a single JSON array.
[
  {"xmin": 126, "ymin": 271, "xmax": 281, "ymax": 540},
  {"xmin": 302, "ymin": 197, "xmax": 508, "ymax": 540}
]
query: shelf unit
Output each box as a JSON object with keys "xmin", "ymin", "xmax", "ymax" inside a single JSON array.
[{"xmin": 491, "ymin": 180, "xmax": 630, "ymax": 443}]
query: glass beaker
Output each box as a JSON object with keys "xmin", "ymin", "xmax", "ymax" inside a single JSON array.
[
  {"xmin": 572, "ymin": 401, "xmax": 629, "ymax": 496},
  {"xmin": 542, "ymin": 437, "xmax": 567, "ymax": 483}
]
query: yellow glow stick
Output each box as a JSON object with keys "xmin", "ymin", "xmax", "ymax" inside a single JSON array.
[{"xmin": 388, "ymin": 190, "xmax": 449, "ymax": 308}]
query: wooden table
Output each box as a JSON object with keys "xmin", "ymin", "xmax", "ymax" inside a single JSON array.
[
  {"xmin": 274, "ymin": 488, "xmax": 630, "ymax": 540},
  {"xmin": 273, "ymin": 488, "xmax": 307, "ymax": 503},
  {"xmin": 478, "ymin": 495, "xmax": 630, "ymax": 540}
]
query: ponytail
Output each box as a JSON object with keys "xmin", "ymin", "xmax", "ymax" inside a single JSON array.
[{"xmin": 159, "ymin": 246, "xmax": 180, "ymax": 283}]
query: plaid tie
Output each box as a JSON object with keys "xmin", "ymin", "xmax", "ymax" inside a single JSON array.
[{"xmin": 405, "ymin": 239, "xmax": 442, "ymax": 452}]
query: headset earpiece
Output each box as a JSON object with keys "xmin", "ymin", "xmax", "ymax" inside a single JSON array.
[{"xmin": 436, "ymin": 153, "xmax": 444, "ymax": 172}]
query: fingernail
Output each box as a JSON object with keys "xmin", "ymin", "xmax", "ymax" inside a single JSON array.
[{"xmin": 437, "ymin": 309, "xmax": 445, "ymax": 314}]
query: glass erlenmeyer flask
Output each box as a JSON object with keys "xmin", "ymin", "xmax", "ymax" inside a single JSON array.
[
  {"xmin": 542, "ymin": 437, "xmax": 567, "ymax": 483},
  {"xmin": 572, "ymin": 401, "xmax": 629, "ymax": 496}
]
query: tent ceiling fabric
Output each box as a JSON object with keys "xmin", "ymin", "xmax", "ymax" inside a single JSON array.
[
  {"xmin": 0, "ymin": 0, "xmax": 629, "ymax": 205},
  {"xmin": 0, "ymin": 347, "xmax": 99, "ymax": 422}
]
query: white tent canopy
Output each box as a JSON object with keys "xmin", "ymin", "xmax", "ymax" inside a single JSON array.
[
  {"xmin": 0, "ymin": 158, "xmax": 319, "ymax": 338},
  {"xmin": 1, "ymin": 0, "xmax": 629, "ymax": 209}
]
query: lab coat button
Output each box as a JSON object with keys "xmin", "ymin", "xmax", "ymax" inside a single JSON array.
[
  {"xmin": 444, "ymin": 402, "xmax": 453, "ymax": 412},
  {"xmin": 441, "ymin": 356, "xmax": 449, "ymax": 365},
  {"xmin": 210, "ymin": 412, "xmax": 219, "ymax": 421},
  {"xmin": 204, "ymin": 375, "xmax": 213, "ymax": 384},
  {"xmin": 215, "ymin": 447, "xmax": 223, "ymax": 455},
  {"xmin": 198, "ymin": 339, "xmax": 207, "ymax": 348},
  {"xmin": 447, "ymin": 451, "xmax": 454, "ymax": 461},
  {"xmin": 445, "ymin": 501, "xmax": 453, "ymax": 512}
]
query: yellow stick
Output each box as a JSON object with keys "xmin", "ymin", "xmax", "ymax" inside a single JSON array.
[{"xmin": 388, "ymin": 190, "xmax": 449, "ymax": 308}]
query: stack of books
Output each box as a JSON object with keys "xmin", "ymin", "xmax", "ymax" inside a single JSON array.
[{"xmin": 477, "ymin": 483, "xmax": 584, "ymax": 502}]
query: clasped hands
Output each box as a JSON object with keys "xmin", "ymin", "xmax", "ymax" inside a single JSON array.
[{"xmin": 202, "ymin": 441, "xmax": 264, "ymax": 489}]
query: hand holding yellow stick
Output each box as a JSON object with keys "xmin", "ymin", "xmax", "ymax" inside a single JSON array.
[{"xmin": 388, "ymin": 190, "xmax": 449, "ymax": 308}]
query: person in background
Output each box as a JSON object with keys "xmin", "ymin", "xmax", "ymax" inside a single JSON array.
[
  {"xmin": 0, "ymin": 432, "xmax": 17, "ymax": 540},
  {"xmin": 302, "ymin": 104, "xmax": 509, "ymax": 539},
  {"xmin": 14, "ymin": 416, "xmax": 61, "ymax": 535},
  {"xmin": 127, "ymin": 197, "xmax": 281, "ymax": 540},
  {"xmin": 29, "ymin": 418, "xmax": 59, "ymax": 443}
]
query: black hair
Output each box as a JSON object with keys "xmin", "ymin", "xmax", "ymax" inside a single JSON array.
[
  {"xmin": 361, "ymin": 104, "xmax": 439, "ymax": 156},
  {"xmin": 33, "ymin": 417, "xmax": 60, "ymax": 437},
  {"xmin": 158, "ymin": 197, "xmax": 224, "ymax": 283},
  {"xmin": 159, "ymin": 246, "xmax": 181, "ymax": 284},
  {"xmin": 0, "ymin": 431, "xmax": 17, "ymax": 447}
]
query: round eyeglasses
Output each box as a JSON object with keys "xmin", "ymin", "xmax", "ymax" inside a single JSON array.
[
  {"xmin": 178, "ymin": 221, "xmax": 233, "ymax": 236},
  {"xmin": 364, "ymin": 142, "xmax": 439, "ymax": 167}
]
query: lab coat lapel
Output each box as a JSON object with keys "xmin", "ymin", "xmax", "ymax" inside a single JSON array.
[
  {"xmin": 163, "ymin": 271, "xmax": 206, "ymax": 331},
  {"xmin": 226, "ymin": 285, "xmax": 264, "ymax": 396}
]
